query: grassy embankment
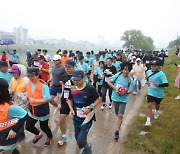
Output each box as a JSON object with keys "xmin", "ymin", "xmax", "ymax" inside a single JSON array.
[{"xmin": 124, "ymin": 49, "xmax": 180, "ymax": 154}]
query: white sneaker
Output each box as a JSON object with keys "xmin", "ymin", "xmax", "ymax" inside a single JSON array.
[
  {"xmin": 175, "ymin": 95, "xmax": 180, "ymax": 100},
  {"xmin": 101, "ymin": 103, "xmax": 106, "ymax": 110},
  {"xmin": 145, "ymin": 121, "xmax": 151, "ymax": 126},
  {"xmin": 108, "ymin": 103, "xmax": 113, "ymax": 109},
  {"xmin": 154, "ymin": 111, "xmax": 160, "ymax": 119}
]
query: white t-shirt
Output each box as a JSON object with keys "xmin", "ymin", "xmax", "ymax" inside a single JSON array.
[
  {"xmin": 44, "ymin": 54, "xmax": 51, "ymax": 62},
  {"xmin": 93, "ymin": 60, "xmax": 99, "ymax": 75}
]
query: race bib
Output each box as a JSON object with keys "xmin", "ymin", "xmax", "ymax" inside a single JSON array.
[
  {"xmin": 34, "ymin": 61, "xmax": 39, "ymax": 66},
  {"xmin": 64, "ymin": 90, "xmax": 69, "ymax": 99},
  {"xmin": 76, "ymin": 108, "xmax": 86, "ymax": 118},
  {"xmin": 105, "ymin": 77, "xmax": 110, "ymax": 82}
]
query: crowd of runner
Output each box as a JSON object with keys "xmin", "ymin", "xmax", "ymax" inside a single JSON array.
[{"xmin": 0, "ymin": 48, "xmax": 170, "ymax": 154}]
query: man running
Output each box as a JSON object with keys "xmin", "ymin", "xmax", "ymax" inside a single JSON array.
[{"xmin": 145, "ymin": 60, "xmax": 168, "ymax": 126}]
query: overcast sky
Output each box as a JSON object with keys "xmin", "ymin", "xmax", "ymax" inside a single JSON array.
[{"xmin": 0, "ymin": 0, "xmax": 180, "ymax": 48}]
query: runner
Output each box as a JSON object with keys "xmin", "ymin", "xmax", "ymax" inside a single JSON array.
[
  {"xmin": 97, "ymin": 61, "xmax": 105, "ymax": 96},
  {"xmin": 0, "ymin": 61, "xmax": 13, "ymax": 85},
  {"xmin": 38, "ymin": 55, "xmax": 50, "ymax": 83},
  {"xmin": 67, "ymin": 70, "xmax": 101, "ymax": 154},
  {"xmin": 92, "ymin": 54, "xmax": 100, "ymax": 88},
  {"xmin": 49, "ymin": 54, "xmax": 66, "ymax": 107},
  {"xmin": 25, "ymin": 67, "xmax": 53, "ymax": 146},
  {"xmin": 108, "ymin": 62, "xmax": 133, "ymax": 140},
  {"xmin": 76, "ymin": 55, "xmax": 90, "ymax": 84},
  {"xmin": 9, "ymin": 64, "xmax": 29, "ymax": 141},
  {"xmin": 0, "ymin": 78, "xmax": 27, "ymax": 154},
  {"xmin": 130, "ymin": 58, "xmax": 147, "ymax": 94},
  {"xmin": 145, "ymin": 60, "xmax": 168, "ymax": 126},
  {"xmin": 7, "ymin": 49, "xmax": 19, "ymax": 65},
  {"xmin": 101, "ymin": 57, "xmax": 117, "ymax": 109},
  {"xmin": 61, "ymin": 50, "xmax": 70, "ymax": 66},
  {"xmin": 57, "ymin": 60, "xmax": 76, "ymax": 146}
]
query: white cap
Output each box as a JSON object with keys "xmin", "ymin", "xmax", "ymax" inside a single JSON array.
[
  {"xmin": 53, "ymin": 55, "xmax": 61, "ymax": 61},
  {"xmin": 136, "ymin": 58, "xmax": 141, "ymax": 62}
]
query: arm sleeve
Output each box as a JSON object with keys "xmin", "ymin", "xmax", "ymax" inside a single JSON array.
[
  {"xmin": 42, "ymin": 84, "xmax": 50, "ymax": 100},
  {"xmin": 161, "ymin": 73, "xmax": 168, "ymax": 84},
  {"xmin": 128, "ymin": 78, "xmax": 133, "ymax": 91},
  {"xmin": 12, "ymin": 114, "xmax": 28, "ymax": 132},
  {"xmin": 158, "ymin": 83, "xmax": 168, "ymax": 87}
]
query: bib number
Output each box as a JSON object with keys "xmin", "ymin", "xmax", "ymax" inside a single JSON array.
[{"xmin": 76, "ymin": 108, "xmax": 86, "ymax": 118}]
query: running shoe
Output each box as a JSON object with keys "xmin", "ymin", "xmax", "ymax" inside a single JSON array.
[
  {"xmin": 57, "ymin": 136, "xmax": 67, "ymax": 146},
  {"xmin": 145, "ymin": 121, "xmax": 151, "ymax": 126},
  {"xmin": 101, "ymin": 103, "xmax": 106, "ymax": 110},
  {"xmin": 81, "ymin": 143, "xmax": 92, "ymax": 154},
  {"xmin": 44, "ymin": 137, "xmax": 53, "ymax": 146},
  {"xmin": 114, "ymin": 131, "xmax": 119, "ymax": 140},
  {"xmin": 32, "ymin": 133, "xmax": 43, "ymax": 144},
  {"xmin": 154, "ymin": 111, "xmax": 160, "ymax": 119},
  {"xmin": 108, "ymin": 103, "xmax": 113, "ymax": 109},
  {"xmin": 175, "ymin": 95, "xmax": 180, "ymax": 100}
]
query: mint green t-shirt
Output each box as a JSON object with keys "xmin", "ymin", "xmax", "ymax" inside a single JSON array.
[{"xmin": 110, "ymin": 73, "xmax": 133, "ymax": 103}]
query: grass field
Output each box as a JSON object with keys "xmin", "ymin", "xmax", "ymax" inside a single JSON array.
[{"xmin": 124, "ymin": 49, "xmax": 180, "ymax": 154}]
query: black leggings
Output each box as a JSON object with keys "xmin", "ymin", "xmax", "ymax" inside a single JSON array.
[
  {"xmin": 98, "ymin": 85, "xmax": 102, "ymax": 96},
  {"xmin": 102, "ymin": 85, "xmax": 112, "ymax": 103},
  {"xmin": 26, "ymin": 116, "xmax": 53, "ymax": 138}
]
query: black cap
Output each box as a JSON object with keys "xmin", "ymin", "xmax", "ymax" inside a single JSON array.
[
  {"xmin": 151, "ymin": 60, "xmax": 160, "ymax": 66},
  {"xmin": 71, "ymin": 70, "xmax": 84, "ymax": 81},
  {"xmin": 95, "ymin": 54, "xmax": 100, "ymax": 57},
  {"xmin": 63, "ymin": 50, "xmax": 68, "ymax": 54},
  {"xmin": 78, "ymin": 55, "xmax": 84, "ymax": 60},
  {"xmin": 27, "ymin": 67, "xmax": 39, "ymax": 76},
  {"xmin": 0, "ymin": 61, "xmax": 8, "ymax": 67},
  {"xmin": 65, "ymin": 60, "xmax": 76, "ymax": 67},
  {"xmin": 38, "ymin": 55, "xmax": 45, "ymax": 60}
]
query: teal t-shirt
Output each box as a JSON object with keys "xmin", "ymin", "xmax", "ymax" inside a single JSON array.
[
  {"xmin": 110, "ymin": 73, "xmax": 133, "ymax": 103},
  {"xmin": 84, "ymin": 57, "xmax": 93, "ymax": 67},
  {"xmin": 28, "ymin": 84, "xmax": 50, "ymax": 121},
  {"xmin": 97, "ymin": 67, "xmax": 103, "ymax": 85},
  {"xmin": 113, "ymin": 62, "xmax": 120, "ymax": 71},
  {"xmin": 0, "ymin": 72, "xmax": 13, "ymax": 85},
  {"xmin": 1, "ymin": 105, "xmax": 27, "ymax": 151},
  {"xmin": 11, "ymin": 53, "xmax": 19, "ymax": 63},
  {"xmin": 76, "ymin": 63, "xmax": 90, "ymax": 83},
  {"xmin": 147, "ymin": 70, "xmax": 168, "ymax": 98},
  {"xmin": 100, "ymin": 56, "xmax": 107, "ymax": 63}
]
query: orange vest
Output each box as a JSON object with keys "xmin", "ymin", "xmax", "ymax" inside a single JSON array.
[
  {"xmin": 26, "ymin": 80, "xmax": 49, "ymax": 117},
  {"xmin": 10, "ymin": 77, "xmax": 26, "ymax": 93},
  {"xmin": 0, "ymin": 102, "xmax": 18, "ymax": 131}
]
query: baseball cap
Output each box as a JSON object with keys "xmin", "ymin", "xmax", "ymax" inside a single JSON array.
[
  {"xmin": 27, "ymin": 67, "xmax": 39, "ymax": 76},
  {"xmin": 136, "ymin": 58, "xmax": 141, "ymax": 62},
  {"xmin": 38, "ymin": 55, "xmax": 45, "ymax": 60},
  {"xmin": 9, "ymin": 65, "xmax": 21, "ymax": 74},
  {"xmin": 71, "ymin": 70, "xmax": 84, "ymax": 81},
  {"xmin": 95, "ymin": 54, "xmax": 100, "ymax": 57},
  {"xmin": 65, "ymin": 60, "xmax": 76, "ymax": 67},
  {"xmin": 78, "ymin": 55, "xmax": 84, "ymax": 60},
  {"xmin": 151, "ymin": 60, "xmax": 160, "ymax": 65},
  {"xmin": 53, "ymin": 55, "xmax": 61, "ymax": 61}
]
